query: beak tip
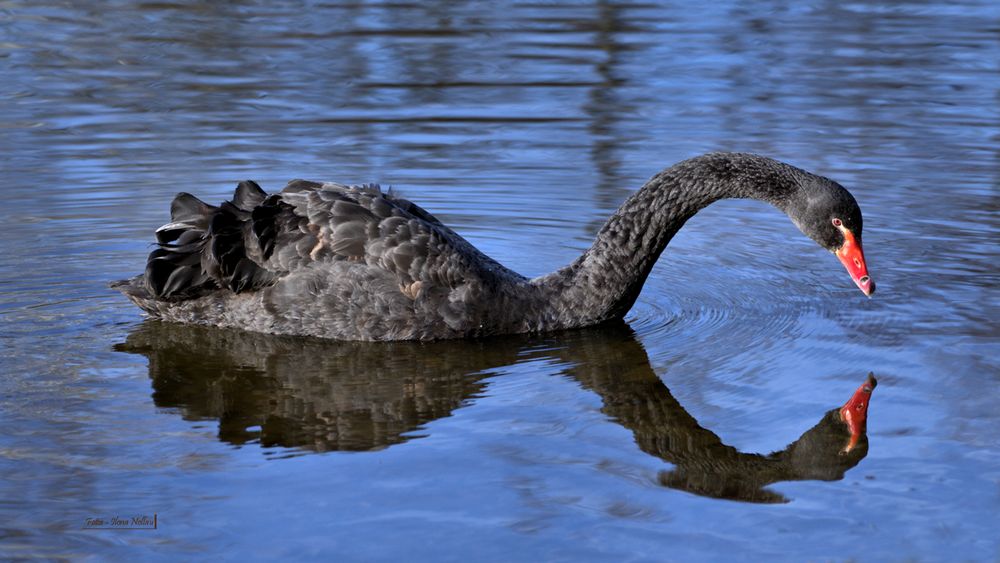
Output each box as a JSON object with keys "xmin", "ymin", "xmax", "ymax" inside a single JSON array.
[{"xmin": 858, "ymin": 277, "xmax": 875, "ymax": 297}]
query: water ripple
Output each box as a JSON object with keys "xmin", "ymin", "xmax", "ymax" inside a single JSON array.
[{"xmin": 1, "ymin": 0, "xmax": 998, "ymax": 559}]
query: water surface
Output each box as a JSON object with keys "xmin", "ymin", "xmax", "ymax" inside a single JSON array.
[{"xmin": 1, "ymin": 1, "xmax": 998, "ymax": 560}]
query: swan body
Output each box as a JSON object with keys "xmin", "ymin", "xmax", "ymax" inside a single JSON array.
[{"xmin": 114, "ymin": 152, "xmax": 874, "ymax": 341}]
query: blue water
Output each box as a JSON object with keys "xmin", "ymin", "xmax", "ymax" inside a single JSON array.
[{"xmin": 1, "ymin": 1, "xmax": 998, "ymax": 560}]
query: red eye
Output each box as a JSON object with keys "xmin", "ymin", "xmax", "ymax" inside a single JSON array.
[{"xmin": 832, "ymin": 218, "xmax": 843, "ymax": 227}]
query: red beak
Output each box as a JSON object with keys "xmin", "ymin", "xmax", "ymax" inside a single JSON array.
[
  {"xmin": 835, "ymin": 228, "xmax": 875, "ymax": 296},
  {"xmin": 839, "ymin": 373, "xmax": 877, "ymax": 453}
]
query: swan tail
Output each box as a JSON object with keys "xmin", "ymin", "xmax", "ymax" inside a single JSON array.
[{"xmin": 109, "ymin": 275, "xmax": 163, "ymax": 315}]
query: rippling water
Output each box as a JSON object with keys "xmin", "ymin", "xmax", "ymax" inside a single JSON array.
[{"xmin": 1, "ymin": 1, "xmax": 998, "ymax": 560}]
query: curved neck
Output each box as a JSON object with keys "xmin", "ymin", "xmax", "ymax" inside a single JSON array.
[{"xmin": 534, "ymin": 153, "xmax": 808, "ymax": 327}]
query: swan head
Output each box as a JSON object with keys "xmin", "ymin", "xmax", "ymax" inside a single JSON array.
[{"xmin": 787, "ymin": 176, "xmax": 875, "ymax": 297}]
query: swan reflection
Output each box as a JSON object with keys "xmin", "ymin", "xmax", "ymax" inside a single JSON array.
[{"xmin": 116, "ymin": 321, "xmax": 874, "ymax": 503}]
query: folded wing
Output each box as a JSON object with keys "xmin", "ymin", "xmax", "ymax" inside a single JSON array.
[{"xmin": 142, "ymin": 179, "xmax": 512, "ymax": 302}]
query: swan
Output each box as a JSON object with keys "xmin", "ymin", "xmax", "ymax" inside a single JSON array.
[{"xmin": 113, "ymin": 152, "xmax": 874, "ymax": 340}]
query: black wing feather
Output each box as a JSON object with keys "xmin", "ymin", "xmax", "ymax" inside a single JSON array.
[
  {"xmin": 232, "ymin": 180, "xmax": 266, "ymax": 211},
  {"xmin": 145, "ymin": 183, "xmax": 286, "ymax": 299},
  {"xmin": 141, "ymin": 178, "xmax": 507, "ymax": 304}
]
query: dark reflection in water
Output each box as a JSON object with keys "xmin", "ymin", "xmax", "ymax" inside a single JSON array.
[{"xmin": 117, "ymin": 321, "xmax": 871, "ymax": 503}]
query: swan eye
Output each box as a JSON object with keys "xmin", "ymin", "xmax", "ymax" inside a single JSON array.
[{"xmin": 831, "ymin": 218, "xmax": 843, "ymax": 228}]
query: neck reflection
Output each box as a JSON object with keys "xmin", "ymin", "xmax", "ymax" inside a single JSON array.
[{"xmin": 116, "ymin": 321, "xmax": 873, "ymax": 503}]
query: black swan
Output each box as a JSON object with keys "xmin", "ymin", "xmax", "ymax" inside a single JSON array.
[{"xmin": 113, "ymin": 152, "xmax": 874, "ymax": 341}]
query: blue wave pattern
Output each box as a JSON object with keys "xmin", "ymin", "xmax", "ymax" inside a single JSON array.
[{"xmin": 0, "ymin": 1, "xmax": 998, "ymax": 560}]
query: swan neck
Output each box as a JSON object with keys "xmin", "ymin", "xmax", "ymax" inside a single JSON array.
[{"xmin": 538, "ymin": 153, "xmax": 804, "ymax": 326}]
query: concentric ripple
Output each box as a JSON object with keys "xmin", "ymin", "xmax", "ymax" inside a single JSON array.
[{"xmin": 627, "ymin": 254, "xmax": 816, "ymax": 350}]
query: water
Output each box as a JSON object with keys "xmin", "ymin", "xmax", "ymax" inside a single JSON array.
[{"xmin": 1, "ymin": 1, "xmax": 998, "ymax": 559}]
